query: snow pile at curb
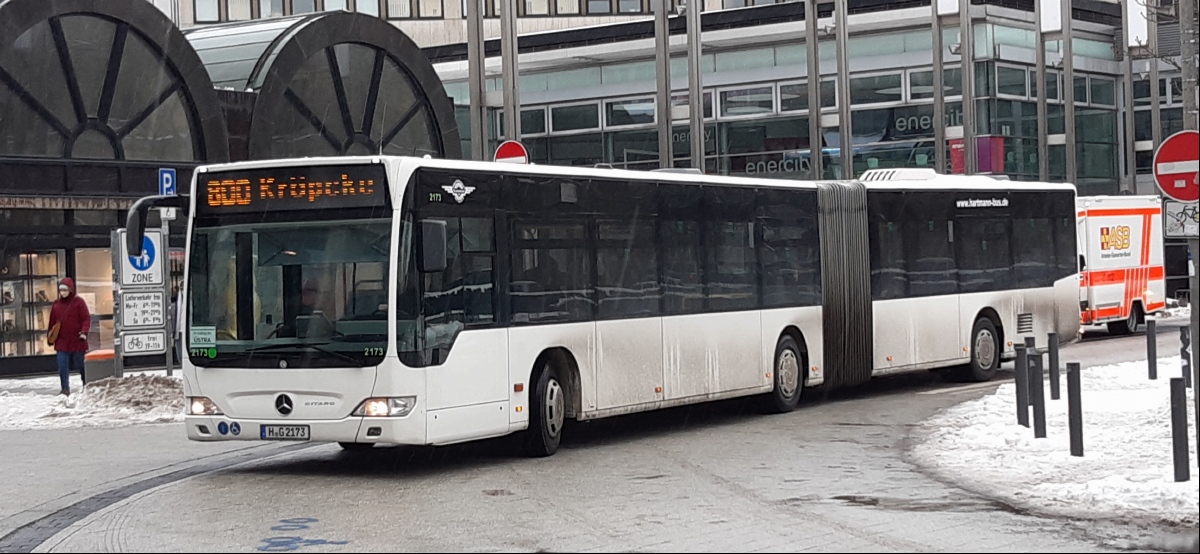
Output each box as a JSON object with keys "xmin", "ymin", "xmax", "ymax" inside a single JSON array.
[
  {"xmin": 1163, "ymin": 298, "xmax": 1190, "ymax": 320},
  {"xmin": 910, "ymin": 357, "xmax": 1199, "ymax": 527},
  {"xmin": 0, "ymin": 374, "xmax": 184, "ymax": 430}
]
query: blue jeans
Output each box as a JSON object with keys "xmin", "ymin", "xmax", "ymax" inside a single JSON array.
[{"xmin": 56, "ymin": 351, "xmax": 85, "ymax": 393}]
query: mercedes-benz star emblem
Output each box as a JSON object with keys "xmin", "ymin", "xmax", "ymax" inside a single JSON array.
[
  {"xmin": 279, "ymin": 359, "xmax": 288, "ymax": 369},
  {"xmin": 275, "ymin": 394, "xmax": 294, "ymax": 416}
]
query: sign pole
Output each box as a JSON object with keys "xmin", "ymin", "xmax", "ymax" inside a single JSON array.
[
  {"xmin": 685, "ymin": 0, "xmax": 704, "ymax": 171},
  {"xmin": 1152, "ymin": 130, "xmax": 1200, "ymax": 450},
  {"xmin": 159, "ymin": 168, "xmax": 177, "ymax": 378},
  {"xmin": 805, "ymin": 0, "xmax": 823, "ymax": 179},
  {"xmin": 653, "ymin": 0, "xmax": 672, "ymax": 169},
  {"xmin": 958, "ymin": 0, "xmax": 976, "ymax": 175},
  {"xmin": 111, "ymin": 230, "xmax": 125, "ymax": 379},
  {"xmin": 1182, "ymin": 0, "xmax": 1199, "ymax": 452},
  {"xmin": 1185, "ymin": 236, "xmax": 1195, "ymax": 443},
  {"xmin": 1033, "ymin": 0, "xmax": 1048, "ymax": 180},
  {"xmin": 833, "ymin": 0, "xmax": 853, "ymax": 178},
  {"xmin": 500, "ymin": 0, "xmax": 520, "ymax": 144},
  {"xmin": 1120, "ymin": 0, "xmax": 1137, "ymax": 193},
  {"xmin": 162, "ymin": 214, "xmax": 173, "ymax": 378},
  {"xmin": 1062, "ymin": 0, "xmax": 1077, "ymax": 184},
  {"xmin": 466, "ymin": 0, "xmax": 485, "ymax": 160}
]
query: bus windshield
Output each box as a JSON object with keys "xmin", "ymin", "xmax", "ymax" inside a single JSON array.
[
  {"xmin": 187, "ymin": 217, "xmax": 392, "ymax": 368},
  {"xmin": 186, "ymin": 163, "xmax": 393, "ymax": 368}
]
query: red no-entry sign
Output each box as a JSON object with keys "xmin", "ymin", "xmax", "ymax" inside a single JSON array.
[
  {"xmin": 494, "ymin": 140, "xmax": 529, "ymax": 164},
  {"xmin": 1153, "ymin": 130, "xmax": 1200, "ymax": 203}
]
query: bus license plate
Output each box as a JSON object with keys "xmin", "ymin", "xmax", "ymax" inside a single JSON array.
[{"xmin": 260, "ymin": 425, "xmax": 310, "ymax": 440}]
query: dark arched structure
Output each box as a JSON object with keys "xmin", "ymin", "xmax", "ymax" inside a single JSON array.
[
  {"xmin": 186, "ymin": 12, "xmax": 460, "ymax": 161},
  {"xmin": 0, "ymin": 0, "xmax": 229, "ymax": 178},
  {"xmin": 0, "ymin": 0, "xmax": 228, "ymax": 372}
]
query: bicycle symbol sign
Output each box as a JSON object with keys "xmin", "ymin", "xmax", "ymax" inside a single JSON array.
[
  {"xmin": 1164, "ymin": 200, "xmax": 1200, "ymax": 239},
  {"xmin": 121, "ymin": 331, "xmax": 165, "ymax": 355}
]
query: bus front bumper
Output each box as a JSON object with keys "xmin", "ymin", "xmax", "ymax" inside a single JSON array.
[{"xmin": 185, "ymin": 414, "xmax": 426, "ymax": 445}]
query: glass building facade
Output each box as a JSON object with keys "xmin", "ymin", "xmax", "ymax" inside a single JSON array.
[
  {"xmin": 436, "ymin": 7, "xmax": 1128, "ymax": 198},
  {"xmin": 430, "ymin": 0, "xmax": 1195, "ymax": 297}
]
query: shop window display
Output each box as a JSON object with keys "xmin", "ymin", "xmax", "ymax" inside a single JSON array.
[
  {"xmin": 75, "ymin": 249, "xmax": 115, "ymax": 350},
  {"xmin": 0, "ymin": 251, "xmax": 64, "ymax": 357}
]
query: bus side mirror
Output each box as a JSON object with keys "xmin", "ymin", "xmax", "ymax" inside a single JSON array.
[
  {"xmin": 125, "ymin": 195, "xmax": 189, "ymax": 255},
  {"xmin": 126, "ymin": 203, "xmax": 150, "ymax": 256},
  {"xmin": 419, "ymin": 219, "xmax": 448, "ymax": 273}
]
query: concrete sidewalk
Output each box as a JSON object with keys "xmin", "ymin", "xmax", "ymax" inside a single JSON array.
[{"xmin": 0, "ymin": 425, "xmax": 265, "ymax": 543}]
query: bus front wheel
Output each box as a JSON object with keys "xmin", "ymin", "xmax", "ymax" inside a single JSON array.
[{"xmin": 524, "ymin": 363, "xmax": 565, "ymax": 457}]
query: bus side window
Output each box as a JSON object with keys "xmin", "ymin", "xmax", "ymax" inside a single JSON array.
[{"xmin": 1079, "ymin": 255, "xmax": 1086, "ymax": 270}]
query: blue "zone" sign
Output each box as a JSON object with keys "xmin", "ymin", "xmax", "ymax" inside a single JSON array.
[{"xmin": 129, "ymin": 236, "xmax": 155, "ymax": 271}]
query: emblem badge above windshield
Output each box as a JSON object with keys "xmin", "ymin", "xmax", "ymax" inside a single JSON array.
[
  {"xmin": 442, "ymin": 179, "xmax": 475, "ymax": 204},
  {"xmin": 279, "ymin": 359, "xmax": 288, "ymax": 369}
]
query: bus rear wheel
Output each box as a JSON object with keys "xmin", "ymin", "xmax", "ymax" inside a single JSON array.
[
  {"xmin": 762, "ymin": 335, "xmax": 804, "ymax": 413},
  {"xmin": 964, "ymin": 318, "xmax": 1000, "ymax": 382},
  {"xmin": 523, "ymin": 363, "xmax": 565, "ymax": 457}
]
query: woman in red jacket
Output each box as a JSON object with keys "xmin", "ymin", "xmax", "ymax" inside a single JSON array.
[{"xmin": 48, "ymin": 277, "xmax": 90, "ymax": 395}]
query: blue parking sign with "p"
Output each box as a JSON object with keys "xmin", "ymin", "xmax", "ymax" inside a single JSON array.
[{"xmin": 159, "ymin": 168, "xmax": 177, "ymax": 196}]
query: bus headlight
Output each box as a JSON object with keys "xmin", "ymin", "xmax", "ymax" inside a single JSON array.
[
  {"xmin": 188, "ymin": 397, "xmax": 223, "ymax": 416},
  {"xmin": 353, "ymin": 397, "xmax": 417, "ymax": 417}
]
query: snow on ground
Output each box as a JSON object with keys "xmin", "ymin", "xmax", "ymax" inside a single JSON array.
[
  {"xmin": 911, "ymin": 357, "xmax": 1200, "ymax": 527},
  {"xmin": 0, "ymin": 371, "xmax": 184, "ymax": 431},
  {"xmin": 1164, "ymin": 304, "xmax": 1191, "ymax": 320}
]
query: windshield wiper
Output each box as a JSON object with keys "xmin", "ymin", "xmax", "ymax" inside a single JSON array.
[{"xmin": 245, "ymin": 343, "xmax": 368, "ymax": 367}]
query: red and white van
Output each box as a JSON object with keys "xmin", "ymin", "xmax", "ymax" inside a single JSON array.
[{"xmin": 1077, "ymin": 195, "xmax": 1166, "ymax": 334}]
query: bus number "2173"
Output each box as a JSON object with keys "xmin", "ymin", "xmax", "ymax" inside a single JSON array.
[{"xmin": 363, "ymin": 347, "xmax": 385, "ymax": 356}]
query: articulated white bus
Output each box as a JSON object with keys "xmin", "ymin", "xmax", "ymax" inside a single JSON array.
[{"xmin": 125, "ymin": 157, "xmax": 1079, "ymax": 456}]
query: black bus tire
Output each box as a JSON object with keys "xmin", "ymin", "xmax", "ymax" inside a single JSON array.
[
  {"xmin": 966, "ymin": 317, "xmax": 1000, "ymax": 382},
  {"xmin": 524, "ymin": 363, "xmax": 565, "ymax": 457},
  {"xmin": 762, "ymin": 335, "xmax": 804, "ymax": 413}
]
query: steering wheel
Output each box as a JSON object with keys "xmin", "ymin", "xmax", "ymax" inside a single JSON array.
[
  {"xmin": 217, "ymin": 330, "xmax": 236, "ymax": 341},
  {"xmin": 265, "ymin": 323, "xmax": 285, "ymax": 339}
]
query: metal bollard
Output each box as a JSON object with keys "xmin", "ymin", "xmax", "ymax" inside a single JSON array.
[
  {"xmin": 1048, "ymin": 332, "xmax": 1061, "ymax": 400},
  {"xmin": 1182, "ymin": 326, "xmax": 1192, "ymax": 389},
  {"xmin": 1147, "ymin": 318, "xmax": 1158, "ymax": 380},
  {"xmin": 1024, "ymin": 336, "xmax": 1037, "ymax": 404},
  {"xmin": 1030, "ymin": 351, "xmax": 1047, "ymax": 438},
  {"xmin": 1067, "ymin": 362, "xmax": 1083, "ymax": 457},
  {"xmin": 1170, "ymin": 378, "xmax": 1191, "ymax": 482},
  {"xmin": 1014, "ymin": 343, "xmax": 1030, "ymax": 428}
]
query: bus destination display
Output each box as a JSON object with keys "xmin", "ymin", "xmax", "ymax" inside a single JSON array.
[{"xmin": 198, "ymin": 164, "xmax": 389, "ymax": 214}]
